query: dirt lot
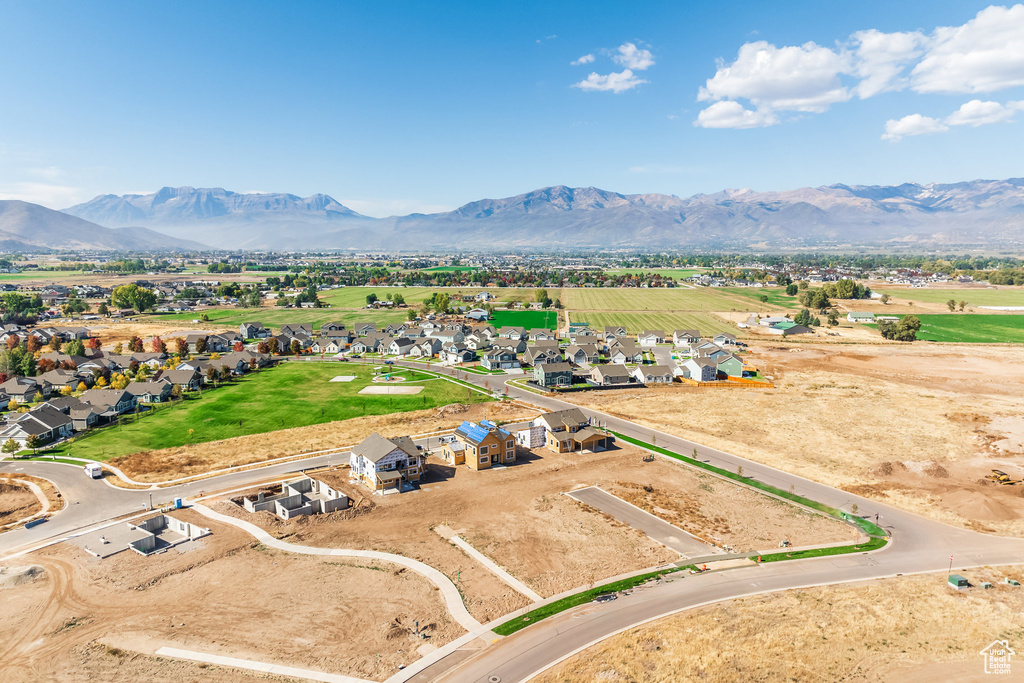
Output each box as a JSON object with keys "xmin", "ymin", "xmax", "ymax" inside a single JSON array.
[
  {"xmin": 110, "ymin": 401, "xmax": 536, "ymax": 483},
  {"xmin": 87, "ymin": 321, "xmax": 233, "ymax": 350},
  {"xmin": 535, "ymin": 569, "xmax": 1024, "ymax": 683},
  {"xmin": 563, "ymin": 342, "xmax": 1024, "ymax": 535},
  {"xmin": 0, "ymin": 508, "xmax": 463, "ymax": 683},
  {"xmin": 215, "ymin": 442, "xmax": 853, "ymax": 605},
  {"xmin": 0, "ymin": 474, "xmax": 63, "ymax": 529}
]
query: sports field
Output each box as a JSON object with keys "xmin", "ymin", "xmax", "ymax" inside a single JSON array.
[
  {"xmin": 44, "ymin": 363, "xmax": 490, "ymax": 460},
  {"xmin": 567, "ymin": 311, "xmax": 735, "ymax": 336},
  {"xmin": 875, "ymin": 287, "xmax": 1024, "ymax": 308},
  {"xmin": 870, "ymin": 314, "xmax": 1024, "ymax": 343},
  {"xmin": 488, "ymin": 310, "xmax": 558, "ymax": 329}
]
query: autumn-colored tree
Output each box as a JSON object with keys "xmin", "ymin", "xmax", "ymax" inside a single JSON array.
[
  {"xmin": 37, "ymin": 358, "xmax": 56, "ymax": 373},
  {"xmin": 76, "ymin": 381, "xmax": 87, "ymax": 393},
  {"xmin": 233, "ymin": 341, "xmax": 244, "ymax": 352},
  {"xmin": 290, "ymin": 339, "xmax": 301, "ymax": 355},
  {"xmin": 174, "ymin": 337, "xmax": 188, "ymax": 355},
  {"xmin": 26, "ymin": 336, "xmax": 42, "ymax": 354},
  {"xmin": 60, "ymin": 385, "xmax": 73, "ymax": 396},
  {"xmin": 152, "ymin": 336, "xmax": 166, "ymax": 354},
  {"xmin": 268, "ymin": 338, "xmax": 279, "ymax": 355},
  {"xmin": 6, "ymin": 336, "xmax": 18, "ymax": 351},
  {"xmin": 111, "ymin": 373, "xmax": 129, "ymax": 390},
  {"xmin": 257, "ymin": 341, "xmax": 269, "ymax": 354},
  {"xmin": 219, "ymin": 366, "xmax": 232, "ymax": 382},
  {"xmin": 60, "ymin": 360, "xmax": 78, "ymax": 371},
  {"xmin": 205, "ymin": 366, "xmax": 217, "ymax": 385},
  {"xmin": 113, "ymin": 342, "xmax": 124, "ymax": 355},
  {"xmin": 85, "ymin": 337, "xmax": 101, "ymax": 350},
  {"xmin": 96, "ymin": 376, "xmax": 108, "ymax": 388},
  {"xmin": 195, "ymin": 337, "xmax": 207, "ymax": 354},
  {"xmin": 209, "ymin": 351, "xmax": 220, "ymax": 360},
  {"xmin": 49, "ymin": 336, "xmax": 62, "ymax": 352},
  {"xmin": 249, "ymin": 358, "xmax": 258, "ymax": 372},
  {"xmin": 129, "ymin": 335, "xmax": 144, "ymax": 353}
]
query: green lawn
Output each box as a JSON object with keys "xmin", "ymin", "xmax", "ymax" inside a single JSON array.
[
  {"xmin": 44, "ymin": 363, "xmax": 491, "ymax": 461},
  {"xmin": 488, "ymin": 309, "xmax": 558, "ymax": 329},
  {"xmin": 567, "ymin": 311, "xmax": 736, "ymax": 336},
  {"xmin": 141, "ymin": 308, "xmax": 409, "ymax": 332},
  {"xmin": 869, "ymin": 313, "xmax": 1024, "ymax": 343},
  {"xmin": 876, "ymin": 287, "xmax": 1024, "ymax": 307},
  {"xmin": 319, "ymin": 286, "xmax": 558, "ymax": 309}
]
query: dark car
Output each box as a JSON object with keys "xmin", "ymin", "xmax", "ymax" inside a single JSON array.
[{"xmin": 593, "ymin": 593, "xmax": 617, "ymax": 604}]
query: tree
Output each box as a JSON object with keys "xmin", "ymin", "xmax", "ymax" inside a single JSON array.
[
  {"xmin": 232, "ymin": 341, "xmax": 244, "ymax": 352},
  {"xmin": 113, "ymin": 342, "xmax": 124, "ymax": 355},
  {"xmin": 553, "ymin": 298, "xmax": 562, "ymax": 309},
  {"xmin": 5, "ymin": 336, "xmax": 17, "ymax": 351},
  {"xmin": 958, "ymin": 300, "xmax": 967, "ymax": 312},
  {"xmin": 786, "ymin": 283, "xmax": 798, "ymax": 296},
  {"xmin": 290, "ymin": 339, "xmax": 301, "ymax": 355},
  {"xmin": 1, "ymin": 439, "xmax": 18, "ymax": 454},
  {"xmin": 880, "ymin": 293, "xmax": 891, "ymax": 305},
  {"xmin": 111, "ymin": 284, "xmax": 157, "ymax": 313},
  {"xmin": 947, "ymin": 298, "xmax": 956, "ymax": 312},
  {"xmin": 205, "ymin": 366, "xmax": 217, "ymax": 385},
  {"xmin": 392, "ymin": 293, "xmax": 405, "ymax": 306},
  {"xmin": 96, "ymin": 376, "xmax": 108, "ymax": 387},
  {"xmin": 49, "ymin": 336, "xmax": 62, "ymax": 352},
  {"xmin": 794, "ymin": 309, "xmax": 820, "ymax": 327},
  {"xmin": 25, "ymin": 434, "xmax": 39, "ymax": 454},
  {"xmin": 97, "ymin": 302, "xmax": 109, "ymax": 316},
  {"xmin": 76, "ymin": 381, "xmax": 87, "ymax": 393},
  {"xmin": 194, "ymin": 337, "xmax": 207, "ymax": 354},
  {"xmin": 268, "ymin": 338, "xmax": 280, "ymax": 355},
  {"xmin": 366, "ymin": 293, "xmax": 378, "ymax": 306},
  {"xmin": 65, "ymin": 339, "xmax": 86, "ymax": 357},
  {"xmin": 26, "ymin": 335, "xmax": 42, "ymax": 354},
  {"xmin": 878, "ymin": 315, "xmax": 921, "ymax": 342},
  {"xmin": 534, "ymin": 288, "xmax": 549, "ymax": 303},
  {"xmin": 60, "ymin": 385, "xmax": 73, "ymax": 396},
  {"xmin": 37, "ymin": 358, "xmax": 56, "ymax": 373},
  {"xmin": 129, "ymin": 335, "xmax": 144, "ymax": 353},
  {"xmin": 758, "ymin": 294, "xmax": 768, "ymax": 303},
  {"xmin": 256, "ymin": 340, "xmax": 269, "ymax": 354},
  {"xmin": 151, "ymin": 336, "xmax": 166, "ymax": 354},
  {"xmin": 110, "ymin": 373, "xmax": 129, "ymax": 390},
  {"xmin": 174, "ymin": 337, "xmax": 188, "ymax": 355},
  {"xmin": 220, "ymin": 366, "xmax": 232, "ymax": 382}
]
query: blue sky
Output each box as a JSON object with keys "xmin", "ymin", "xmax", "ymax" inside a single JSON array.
[{"xmin": 0, "ymin": 1, "xmax": 1021, "ymax": 216}]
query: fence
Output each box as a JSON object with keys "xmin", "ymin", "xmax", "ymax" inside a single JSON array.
[{"xmin": 678, "ymin": 376, "xmax": 775, "ymax": 389}]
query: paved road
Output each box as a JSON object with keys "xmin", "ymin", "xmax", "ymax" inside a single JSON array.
[
  {"xmin": 566, "ymin": 486, "xmax": 710, "ymax": 556},
  {"xmin": 5, "ymin": 357, "xmax": 1024, "ymax": 683}
]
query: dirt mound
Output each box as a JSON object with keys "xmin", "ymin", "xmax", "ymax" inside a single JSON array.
[
  {"xmin": 436, "ymin": 403, "xmax": 469, "ymax": 418},
  {"xmin": 0, "ymin": 565, "xmax": 44, "ymax": 589},
  {"xmin": 873, "ymin": 461, "xmax": 907, "ymax": 477},
  {"xmin": 923, "ymin": 463, "xmax": 949, "ymax": 478},
  {"xmin": 940, "ymin": 490, "xmax": 1018, "ymax": 521}
]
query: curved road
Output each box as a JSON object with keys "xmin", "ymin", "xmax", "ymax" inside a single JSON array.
[{"xmin": 3, "ymin": 357, "xmax": 1024, "ymax": 683}]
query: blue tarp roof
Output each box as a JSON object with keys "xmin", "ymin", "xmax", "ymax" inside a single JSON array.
[{"xmin": 455, "ymin": 420, "xmax": 510, "ymax": 444}]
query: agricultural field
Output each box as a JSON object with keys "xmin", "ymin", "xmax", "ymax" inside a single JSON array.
[
  {"xmin": 489, "ymin": 309, "xmax": 558, "ymax": 329},
  {"xmin": 567, "ymin": 311, "xmax": 736, "ymax": 336},
  {"xmin": 724, "ymin": 286, "xmax": 804, "ymax": 310},
  {"xmin": 42, "ymin": 362, "xmax": 490, "ymax": 461},
  {"xmin": 319, "ymin": 286, "xmax": 556, "ymax": 309},
  {"xmin": 875, "ymin": 286, "xmax": 1024, "ymax": 307},
  {"xmin": 870, "ymin": 313, "xmax": 1024, "ymax": 343},
  {"xmin": 560, "ymin": 286, "xmax": 760, "ymax": 312}
]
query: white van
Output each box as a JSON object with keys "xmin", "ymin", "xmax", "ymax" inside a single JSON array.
[{"xmin": 84, "ymin": 464, "xmax": 103, "ymax": 479}]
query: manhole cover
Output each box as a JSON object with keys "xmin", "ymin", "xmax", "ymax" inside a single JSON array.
[{"xmin": 488, "ymin": 677, "xmax": 501, "ymax": 683}]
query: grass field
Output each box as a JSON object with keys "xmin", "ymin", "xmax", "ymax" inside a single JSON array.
[
  {"xmin": 319, "ymin": 286, "xmax": 556, "ymax": 308},
  {"xmin": 876, "ymin": 286, "xmax": 1024, "ymax": 307},
  {"xmin": 869, "ymin": 313, "xmax": 1024, "ymax": 343},
  {"xmin": 567, "ymin": 311, "xmax": 736, "ymax": 336},
  {"xmin": 560, "ymin": 287, "xmax": 761, "ymax": 312},
  {"xmin": 724, "ymin": 287, "xmax": 803, "ymax": 310},
  {"xmin": 43, "ymin": 363, "xmax": 490, "ymax": 460},
  {"xmin": 422, "ymin": 266, "xmax": 479, "ymax": 272},
  {"xmin": 488, "ymin": 309, "xmax": 558, "ymax": 329}
]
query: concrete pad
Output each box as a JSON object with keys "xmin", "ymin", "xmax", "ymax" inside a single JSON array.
[
  {"xmin": 358, "ymin": 385, "xmax": 424, "ymax": 395},
  {"xmin": 329, "ymin": 376, "xmax": 356, "ymax": 382}
]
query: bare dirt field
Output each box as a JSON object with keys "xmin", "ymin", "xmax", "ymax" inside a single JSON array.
[
  {"xmin": 534, "ymin": 569, "xmax": 1024, "ymax": 683},
  {"xmin": 0, "ymin": 508, "xmax": 462, "ymax": 683},
  {"xmin": 215, "ymin": 442, "xmax": 853, "ymax": 606},
  {"xmin": 0, "ymin": 473, "xmax": 62, "ymax": 528},
  {"xmin": 110, "ymin": 401, "xmax": 536, "ymax": 483},
  {"xmin": 562, "ymin": 342, "xmax": 1024, "ymax": 535},
  {"xmin": 87, "ymin": 321, "xmax": 233, "ymax": 350}
]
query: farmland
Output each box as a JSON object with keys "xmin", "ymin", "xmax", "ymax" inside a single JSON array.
[
  {"xmin": 567, "ymin": 311, "xmax": 735, "ymax": 336},
  {"xmin": 870, "ymin": 313, "xmax": 1024, "ymax": 343},
  {"xmin": 43, "ymin": 362, "xmax": 491, "ymax": 461},
  {"xmin": 560, "ymin": 286, "xmax": 762, "ymax": 312},
  {"xmin": 488, "ymin": 309, "xmax": 558, "ymax": 329},
  {"xmin": 875, "ymin": 286, "xmax": 1024, "ymax": 308},
  {"xmin": 143, "ymin": 307, "xmax": 408, "ymax": 331},
  {"xmin": 319, "ymin": 286, "xmax": 557, "ymax": 309},
  {"xmin": 724, "ymin": 287, "xmax": 804, "ymax": 310}
]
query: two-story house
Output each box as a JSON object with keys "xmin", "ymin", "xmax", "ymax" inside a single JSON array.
[
  {"xmin": 441, "ymin": 420, "xmax": 516, "ymax": 470},
  {"xmin": 533, "ymin": 408, "xmax": 608, "ymax": 453},
  {"xmin": 349, "ymin": 433, "xmax": 424, "ymax": 492}
]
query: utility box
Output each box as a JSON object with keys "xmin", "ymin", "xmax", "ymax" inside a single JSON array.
[{"xmin": 948, "ymin": 574, "xmax": 969, "ymax": 590}]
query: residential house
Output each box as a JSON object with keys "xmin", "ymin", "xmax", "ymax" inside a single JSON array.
[
  {"xmin": 465, "ymin": 308, "xmax": 489, "ymax": 322},
  {"xmin": 565, "ymin": 344, "xmax": 599, "ymax": 365},
  {"xmin": 589, "ymin": 364, "xmax": 633, "ymax": 386},
  {"xmin": 682, "ymin": 357, "xmax": 718, "ymax": 382},
  {"xmin": 0, "ymin": 377, "xmax": 50, "ymax": 404},
  {"xmin": 280, "ymin": 323, "xmax": 313, "ymax": 337},
  {"xmin": 481, "ymin": 348, "xmax": 519, "ymax": 371},
  {"xmin": 388, "ymin": 338, "xmax": 417, "ymax": 357},
  {"xmin": 0, "ymin": 404, "xmax": 73, "ymax": 448},
  {"xmin": 156, "ymin": 368, "xmax": 201, "ymax": 392},
  {"xmin": 475, "ymin": 291, "xmax": 495, "ymax": 302},
  {"xmin": 847, "ymin": 312, "xmax": 875, "ymax": 323},
  {"xmin": 533, "ymin": 362, "xmax": 574, "ymax": 388},
  {"xmin": 127, "ymin": 381, "xmax": 173, "ymax": 403},
  {"xmin": 533, "ymin": 408, "xmax": 608, "ymax": 453},
  {"xmin": 633, "ymin": 365, "xmax": 674, "ymax": 384},
  {"xmin": 529, "ymin": 329, "xmax": 557, "ymax": 342},
  {"xmin": 637, "ymin": 330, "xmax": 665, "ymax": 345},
  {"xmin": 672, "ymin": 329, "xmax": 701, "ymax": 346},
  {"xmin": 37, "ymin": 369, "xmax": 88, "ymax": 392},
  {"xmin": 441, "ymin": 420, "xmax": 516, "ymax": 470},
  {"xmin": 309, "ymin": 338, "xmax": 342, "ymax": 354},
  {"xmin": 80, "ymin": 389, "xmax": 137, "ymax": 418},
  {"xmin": 497, "ymin": 326, "xmax": 527, "ymax": 341},
  {"xmin": 492, "ymin": 338, "xmax": 528, "ymax": 355},
  {"xmin": 444, "ymin": 344, "xmax": 476, "ymax": 364},
  {"xmin": 354, "ymin": 323, "xmax": 377, "ymax": 336},
  {"xmin": 602, "ymin": 326, "xmax": 627, "ymax": 341},
  {"xmin": 349, "ymin": 432, "xmax": 424, "ymax": 492},
  {"xmin": 240, "ymin": 322, "xmax": 269, "ymax": 338},
  {"xmin": 45, "ymin": 396, "xmax": 100, "ymax": 431},
  {"xmin": 321, "ymin": 321, "xmax": 347, "ymax": 333},
  {"xmin": 716, "ymin": 354, "xmax": 744, "ymax": 378},
  {"xmin": 410, "ymin": 337, "xmax": 442, "ymax": 358},
  {"xmin": 713, "ymin": 333, "xmax": 737, "ymax": 346},
  {"xmin": 608, "ymin": 341, "xmax": 643, "ymax": 365},
  {"xmin": 523, "ymin": 345, "xmax": 562, "ymax": 366}
]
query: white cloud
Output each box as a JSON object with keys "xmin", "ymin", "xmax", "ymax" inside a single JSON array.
[
  {"xmin": 850, "ymin": 28, "xmax": 926, "ymax": 98},
  {"xmin": 698, "ymin": 41, "xmax": 851, "ymax": 115},
  {"xmin": 694, "ymin": 100, "xmax": 779, "ymax": 129},
  {"xmin": 912, "ymin": 4, "xmax": 1024, "ymax": 94},
  {"xmin": 946, "ymin": 99, "xmax": 1024, "ymax": 126},
  {"xmin": 881, "ymin": 114, "xmax": 949, "ymax": 141},
  {"xmin": 0, "ymin": 182, "xmax": 87, "ymax": 208},
  {"xmin": 573, "ymin": 69, "xmax": 647, "ymax": 93},
  {"xmin": 613, "ymin": 42, "xmax": 655, "ymax": 71},
  {"xmin": 571, "ymin": 53, "xmax": 595, "ymax": 66},
  {"xmin": 696, "ymin": 5, "xmax": 1024, "ymax": 129}
]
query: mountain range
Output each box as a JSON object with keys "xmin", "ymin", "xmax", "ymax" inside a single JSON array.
[
  {"xmin": 0, "ymin": 201, "xmax": 206, "ymax": 252},
  {"xmin": 48, "ymin": 178, "xmax": 1024, "ymax": 251}
]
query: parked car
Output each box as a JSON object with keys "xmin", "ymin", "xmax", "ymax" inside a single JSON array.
[{"xmin": 593, "ymin": 594, "xmax": 617, "ymax": 604}]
